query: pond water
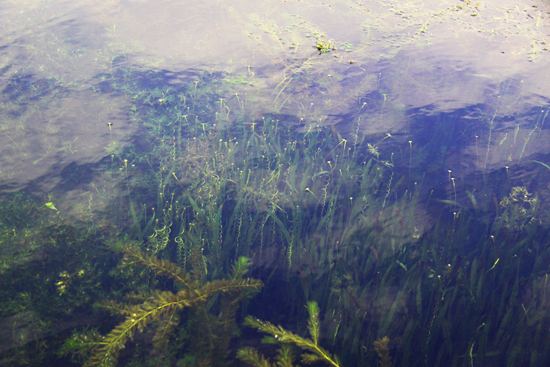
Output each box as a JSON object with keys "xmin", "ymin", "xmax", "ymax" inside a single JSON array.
[{"xmin": 1, "ymin": 0, "xmax": 550, "ymax": 366}]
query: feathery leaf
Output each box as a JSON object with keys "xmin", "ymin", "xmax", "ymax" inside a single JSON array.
[
  {"xmin": 237, "ymin": 347, "xmax": 274, "ymax": 367},
  {"xmin": 122, "ymin": 245, "xmax": 196, "ymax": 288},
  {"xmin": 275, "ymin": 344, "xmax": 296, "ymax": 367}
]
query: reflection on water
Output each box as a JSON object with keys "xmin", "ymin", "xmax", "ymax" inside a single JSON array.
[{"xmin": 1, "ymin": 0, "xmax": 550, "ymax": 366}]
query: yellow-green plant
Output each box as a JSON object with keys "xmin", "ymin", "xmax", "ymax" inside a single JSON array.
[
  {"xmin": 497, "ymin": 186, "xmax": 539, "ymax": 231},
  {"xmin": 373, "ymin": 336, "xmax": 392, "ymax": 367},
  {"xmin": 238, "ymin": 301, "xmax": 341, "ymax": 367},
  {"xmin": 64, "ymin": 245, "xmax": 263, "ymax": 367}
]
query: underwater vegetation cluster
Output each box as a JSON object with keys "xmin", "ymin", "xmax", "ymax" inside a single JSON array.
[
  {"xmin": 1, "ymin": 65, "xmax": 550, "ymax": 367},
  {"xmin": 2, "ymin": 0, "xmax": 550, "ymax": 365},
  {"xmin": 62, "ymin": 244, "xmax": 262, "ymax": 367}
]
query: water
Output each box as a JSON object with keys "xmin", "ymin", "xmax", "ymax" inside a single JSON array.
[{"xmin": 1, "ymin": 0, "xmax": 550, "ymax": 366}]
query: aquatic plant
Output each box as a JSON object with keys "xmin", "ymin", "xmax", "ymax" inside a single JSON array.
[
  {"xmin": 63, "ymin": 244, "xmax": 262, "ymax": 367},
  {"xmin": 238, "ymin": 301, "xmax": 342, "ymax": 367}
]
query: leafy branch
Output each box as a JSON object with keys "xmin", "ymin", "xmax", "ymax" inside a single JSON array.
[
  {"xmin": 238, "ymin": 301, "xmax": 342, "ymax": 367},
  {"xmin": 64, "ymin": 245, "xmax": 263, "ymax": 367}
]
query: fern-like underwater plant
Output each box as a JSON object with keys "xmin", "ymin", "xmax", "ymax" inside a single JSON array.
[
  {"xmin": 237, "ymin": 301, "xmax": 342, "ymax": 367},
  {"xmin": 64, "ymin": 245, "xmax": 263, "ymax": 367}
]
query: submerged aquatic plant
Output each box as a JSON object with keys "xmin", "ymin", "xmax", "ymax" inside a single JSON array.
[
  {"xmin": 63, "ymin": 244, "xmax": 263, "ymax": 367},
  {"xmin": 238, "ymin": 301, "xmax": 343, "ymax": 367},
  {"xmin": 373, "ymin": 336, "xmax": 392, "ymax": 367}
]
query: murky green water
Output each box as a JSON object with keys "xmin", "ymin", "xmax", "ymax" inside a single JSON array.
[{"xmin": 1, "ymin": 0, "xmax": 550, "ymax": 366}]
